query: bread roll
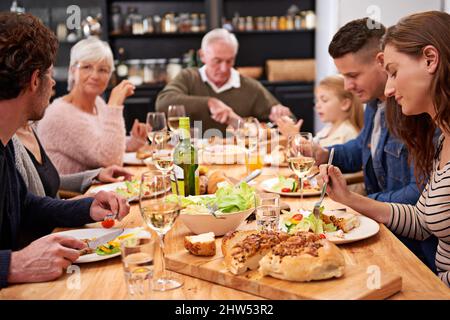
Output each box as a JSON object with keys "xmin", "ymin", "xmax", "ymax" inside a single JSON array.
[
  {"xmin": 207, "ymin": 170, "xmax": 231, "ymax": 194},
  {"xmin": 184, "ymin": 232, "xmax": 216, "ymax": 256},
  {"xmin": 259, "ymin": 232, "xmax": 345, "ymax": 282}
]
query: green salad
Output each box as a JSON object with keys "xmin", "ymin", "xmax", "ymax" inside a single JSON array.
[
  {"xmin": 283, "ymin": 208, "xmax": 337, "ymax": 235},
  {"xmin": 166, "ymin": 182, "xmax": 257, "ymax": 215}
]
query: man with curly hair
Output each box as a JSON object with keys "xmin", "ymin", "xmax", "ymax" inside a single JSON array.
[{"xmin": 0, "ymin": 12, "xmax": 130, "ymax": 288}]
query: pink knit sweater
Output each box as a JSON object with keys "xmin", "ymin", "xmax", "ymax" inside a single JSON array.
[{"xmin": 37, "ymin": 97, "xmax": 126, "ymax": 174}]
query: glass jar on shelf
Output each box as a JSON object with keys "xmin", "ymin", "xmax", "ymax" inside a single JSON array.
[
  {"xmin": 238, "ymin": 17, "xmax": 245, "ymax": 31},
  {"xmin": 294, "ymin": 14, "xmax": 302, "ymax": 30},
  {"xmin": 163, "ymin": 13, "xmax": 177, "ymax": 33},
  {"xmin": 155, "ymin": 59, "xmax": 168, "ymax": 83},
  {"xmin": 191, "ymin": 13, "xmax": 200, "ymax": 32},
  {"xmin": 286, "ymin": 15, "xmax": 294, "ymax": 31},
  {"xmin": 270, "ymin": 16, "xmax": 279, "ymax": 31},
  {"xmin": 167, "ymin": 58, "xmax": 182, "ymax": 82},
  {"xmin": 178, "ymin": 13, "xmax": 191, "ymax": 33},
  {"xmin": 153, "ymin": 15, "xmax": 162, "ymax": 33},
  {"xmin": 143, "ymin": 59, "xmax": 156, "ymax": 84},
  {"xmin": 278, "ymin": 16, "xmax": 287, "ymax": 31},
  {"xmin": 130, "ymin": 8, "xmax": 143, "ymax": 34},
  {"xmin": 264, "ymin": 16, "xmax": 271, "ymax": 31},
  {"xmin": 305, "ymin": 10, "xmax": 316, "ymax": 29},
  {"xmin": 245, "ymin": 16, "xmax": 254, "ymax": 31},
  {"xmin": 143, "ymin": 16, "xmax": 154, "ymax": 34},
  {"xmin": 123, "ymin": 6, "xmax": 135, "ymax": 34},
  {"xmin": 200, "ymin": 13, "xmax": 207, "ymax": 32},
  {"xmin": 110, "ymin": 4, "xmax": 123, "ymax": 35},
  {"xmin": 256, "ymin": 17, "xmax": 265, "ymax": 31},
  {"xmin": 127, "ymin": 59, "xmax": 143, "ymax": 86}
]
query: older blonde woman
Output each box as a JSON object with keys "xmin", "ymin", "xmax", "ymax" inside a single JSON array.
[{"xmin": 38, "ymin": 37, "xmax": 147, "ymax": 174}]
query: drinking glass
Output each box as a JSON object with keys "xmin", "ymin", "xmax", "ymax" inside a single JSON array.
[
  {"xmin": 152, "ymin": 131, "xmax": 178, "ymax": 175},
  {"xmin": 167, "ymin": 105, "xmax": 186, "ymax": 132},
  {"xmin": 287, "ymin": 132, "xmax": 315, "ymax": 208},
  {"xmin": 121, "ymin": 236, "xmax": 156, "ymax": 299},
  {"xmin": 236, "ymin": 117, "xmax": 264, "ymax": 174},
  {"xmin": 256, "ymin": 193, "xmax": 280, "ymax": 231},
  {"xmin": 139, "ymin": 170, "xmax": 183, "ymax": 291},
  {"xmin": 146, "ymin": 112, "xmax": 167, "ymax": 145}
]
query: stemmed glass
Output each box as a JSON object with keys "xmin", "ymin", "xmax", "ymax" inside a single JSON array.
[
  {"xmin": 287, "ymin": 132, "xmax": 315, "ymax": 208},
  {"xmin": 146, "ymin": 112, "xmax": 168, "ymax": 146},
  {"xmin": 152, "ymin": 131, "xmax": 178, "ymax": 176},
  {"xmin": 167, "ymin": 105, "xmax": 186, "ymax": 132},
  {"xmin": 139, "ymin": 169, "xmax": 183, "ymax": 291}
]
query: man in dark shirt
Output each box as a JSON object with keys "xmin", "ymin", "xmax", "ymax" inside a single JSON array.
[{"xmin": 0, "ymin": 13, "xmax": 130, "ymax": 288}]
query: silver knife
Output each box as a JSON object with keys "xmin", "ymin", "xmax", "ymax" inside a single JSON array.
[
  {"xmin": 238, "ymin": 169, "xmax": 262, "ymax": 185},
  {"xmin": 87, "ymin": 228, "xmax": 124, "ymax": 249}
]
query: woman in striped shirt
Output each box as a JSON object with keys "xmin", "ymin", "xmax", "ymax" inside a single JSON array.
[{"xmin": 319, "ymin": 11, "xmax": 450, "ymax": 287}]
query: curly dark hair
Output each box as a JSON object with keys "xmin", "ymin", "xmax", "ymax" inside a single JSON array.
[
  {"xmin": 383, "ymin": 11, "xmax": 450, "ymax": 187},
  {"xmin": 328, "ymin": 17, "xmax": 386, "ymax": 60},
  {"xmin": 0, "ymin": 12, "xmax": 58, "ymax": 100}
]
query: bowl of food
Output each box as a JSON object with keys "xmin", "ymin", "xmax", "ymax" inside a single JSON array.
[{"xmin": 169, "ymin": 182, "xmax": 257, "ymax": 236}]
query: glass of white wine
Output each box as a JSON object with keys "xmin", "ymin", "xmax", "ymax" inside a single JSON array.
[
  {"xmin": 146, "ymin": 112, "xmax": 167, "ymax": 145},
  {"xmin": 139, "ymin": 170, "xmax": 183, "ymax": 291},
  {"xmin": 287, "ymin": 132, "xmax": 315, "ymax": 208},
  {"xmin": 152, "ymin": 132, "xmax": 178, "ymax": 175},
  {"xmin": 167, "ymin": 105, "xmax": 186, "ymax": 132}
]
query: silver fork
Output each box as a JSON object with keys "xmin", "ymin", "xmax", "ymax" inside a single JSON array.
[
  {"xmin": 312, "ymin": 148, "xmax": 335, "ymax": 219},
  {"xmin": 206, "ymin": 203, "xmax": 226, "ymax": 219}
]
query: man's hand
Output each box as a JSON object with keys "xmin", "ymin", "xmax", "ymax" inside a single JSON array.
[
  {"xmin": 89, "ymin": 191, "xmax": 130, "ymax": 222},
  {"xmin": 269, "ymin": 104, "xmax": 292, "ymax": 123},
  {"xmin": 208, "ymin": 98, "xmax": 242, "ymax": 125},
  {"xmin": 8, "ymin": 234, "xmax": 86, "ymax": 284},
  {"xmin": 108, "ymin": 80, "xmax": 135, "ymax": 106},
  {"xmin": 276, "ymin": 116, "xmax": 304, "ymax": 137},
  {"xmin": 97, "ymin": 165, "xmax": 133, "ymax": 183}
]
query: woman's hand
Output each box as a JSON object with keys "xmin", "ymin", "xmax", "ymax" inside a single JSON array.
[
  {"xmin": 97, "ymin": 165, "xmax": 133, "ymax": 183},
  {"xmin": 318, "ymin": 164, "xmax": 352, "ymax": 205},
  {"xmin": 108, "ymin": 80, "xmax": 135, "ymax": 106},
  {"xmin": 126, "ymin": 119, "xmax": 147, "ymax": 152},
  {"xmin": 276, "ymin": 116, "xmax": 303, "ymax": 137}
]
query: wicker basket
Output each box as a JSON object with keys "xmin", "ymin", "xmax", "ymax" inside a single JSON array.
[{"xmin": 266, "ymin": 59, "xmax": 315, "ymax": 82}]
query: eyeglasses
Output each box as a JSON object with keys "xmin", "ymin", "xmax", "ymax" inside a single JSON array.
[{"xmin": 76, "ymin": 63, "xmax": 111, "ymax": 76}]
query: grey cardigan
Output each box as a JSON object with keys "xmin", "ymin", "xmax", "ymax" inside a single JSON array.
[{"xmin": 12, "ymin": 135, "xmax": 101, "ymax": 197}]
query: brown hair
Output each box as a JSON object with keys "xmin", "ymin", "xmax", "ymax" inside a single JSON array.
[
  {"xmin": 319, "ymin": 75, "xmax": 364, "ymax": 132},
  {"xmin": 0, "ymin": 12, "xmax": 58, "ymax": 100},
  {"xmin": 383, "ymin": 11, "xmax": 450, "ymax": 186},
  {"xmin": 329, "ymin": 17, "xmax": 386, "ymax": 62}
]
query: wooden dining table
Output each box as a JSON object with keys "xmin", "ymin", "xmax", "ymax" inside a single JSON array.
[{"xmin": 1, "ymin": 163, "xmax": 449, "ymax": 300}]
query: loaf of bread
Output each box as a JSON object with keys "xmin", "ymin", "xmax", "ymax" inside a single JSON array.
[
  {"xmin": 184, "ymin": 232, "xmax": 216, "ymax": 256},
  {"xmin": 259, "ymin": 232, "xmax": 345, "ymax": 282},
  {"xmin": 221, "ymin": 230, "xmax": 289, "ymax": 275}
]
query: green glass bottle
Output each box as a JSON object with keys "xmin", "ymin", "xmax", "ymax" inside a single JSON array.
[{"xmin": 173, "ymin": 117, "xmax": 199, "ymax": 196}]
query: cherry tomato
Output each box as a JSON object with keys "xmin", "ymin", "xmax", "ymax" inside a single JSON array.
[
  {"xmin": 101, "ymin": 218, "xmax": 115, "ymax": 228},
  {"xmin": 291, "ymin": 214, "xmax": 303, "ymax": 221},
  {"xmin": 319, "ymin": 234, "xmax": 326, "ymax": 239},
  {"xmin": 303, "ymin": 180, "xmax": 311, "ymax": 187},
  {"xmin": 281, "ymin": 187, "xmax": 291, "ymax": 193}
]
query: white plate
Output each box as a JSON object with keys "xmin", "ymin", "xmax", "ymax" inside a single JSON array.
[
  {"xmin": 54, "ymin": 228, "xmax": 150, "ymax": 263},
  {"xmin": 89, "ymin": 181, "xmax": 139, "ymax": 202},
  {"xmin": 260, "ymin": 177, "xmax": 321, "ymax": 197},
  {"xmin": 280, "ymin": 211, "xmax": 380, "ymax": 245},
  {"xmin": 122, "ymin": 152, "xmax": 144, "ymax": 165}
]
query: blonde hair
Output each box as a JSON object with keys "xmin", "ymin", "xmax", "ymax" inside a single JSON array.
[
  {"xmin": 318, "ymin": 75, "xmax": 364, "ymax": 131},
  {"xmin": 67, "ymin": 36, "xmax": 115, "ymax": 91},
  {"xmin": 201, "ymin": 28, "xmax": 239, "ymax": 54}
]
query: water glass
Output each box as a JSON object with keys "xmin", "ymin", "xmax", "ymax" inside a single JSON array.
[
  {"xmin": 121, "ymin": 236, "xmax": 156, "ymax": 299},
  {"xmin": 256, "ymin": 193, "xmax": 280, "ymax": 231}
]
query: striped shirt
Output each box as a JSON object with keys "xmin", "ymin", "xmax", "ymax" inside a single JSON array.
[{"xmin": 388, "ymin": 135, "xmax": 450, "ymax": 288}]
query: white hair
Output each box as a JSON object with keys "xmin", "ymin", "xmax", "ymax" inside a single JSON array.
[
  {"xmin": 201, "ymin": 28, "xmax": 239, "ymax": 54},
  {"xmin": 67, "ymin": 36, "xmax": 115, "ymax": 91}
]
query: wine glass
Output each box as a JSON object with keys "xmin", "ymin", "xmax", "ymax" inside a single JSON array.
[
  {"xmin": 146, "ymin": 112, "xmax": 167, "ymax": 145},
  {"xmin": 287, "ymin": 132, "xmax": 315, "ymax": 208},
  {"xmin": 139, "ymin": 169, "xmax": 183, "ymax": 291},
  {"xmin": 167, "ymin": 105, "xmax": 186, "ymax": 132},
  {"xmin": 152, "ymin": 131, "xmax": 178, "ymax": 175}
]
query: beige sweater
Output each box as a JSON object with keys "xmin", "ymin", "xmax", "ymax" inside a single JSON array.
[
  {"xmin": 315, "ymin": 120, "xmax": 360, "ymax": 147},
  {"xmin": 155, "ymin": 67, "xmax": 279, "ymax": 133}
]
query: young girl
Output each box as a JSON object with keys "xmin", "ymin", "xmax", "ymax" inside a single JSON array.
[
  {"xmin": 276, "ymin": 75, "xmax": 363, "ymax": 147},
  {"xmin": 320, "ymin": 11, "xmax": 450, "ymax": 287}
]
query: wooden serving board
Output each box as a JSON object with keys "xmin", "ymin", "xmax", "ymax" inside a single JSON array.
[{"xmin": 166, "ymin": 238, "xmax": 402, "ymax": 300}]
